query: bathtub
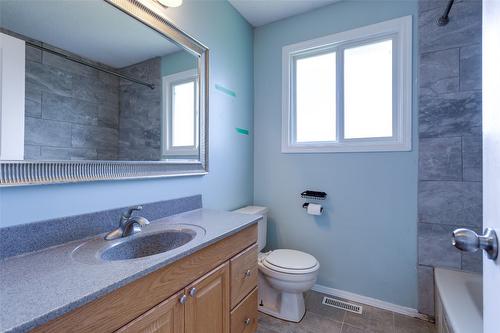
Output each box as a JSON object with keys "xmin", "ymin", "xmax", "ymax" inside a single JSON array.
[{"xmin": 435, "ymin": 268, "xmax": 483, "ymax": 333}]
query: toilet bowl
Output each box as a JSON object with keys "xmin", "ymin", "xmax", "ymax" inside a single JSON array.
[
  {"xmin": 258, "ymin": 249, "xmax": 319, "ymax": 321},
  {"xmin": 233, "ymin": 206, "xmax": 320, "ymax": 322}
]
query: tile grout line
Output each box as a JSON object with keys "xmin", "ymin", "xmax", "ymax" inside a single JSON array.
[
  {"xmin": 417, "ymin": 221, "xmax": 483, "ymax": 228},
  {"xmin": 393, "ymin": 310, "xmax": 396, "ymax": 333},
  {"xmin": 341, "ymin": 309, "xmax": 347, "ymax": 327}
]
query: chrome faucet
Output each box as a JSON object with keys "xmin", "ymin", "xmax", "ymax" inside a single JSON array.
[{"xmin": 105, "ymin": 206, "xmax": 150, "ymax": 240}]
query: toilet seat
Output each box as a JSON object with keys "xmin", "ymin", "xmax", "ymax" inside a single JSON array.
[{"xmin": 261, "ymin": 249, "xmax": 319, "ymax": 275}]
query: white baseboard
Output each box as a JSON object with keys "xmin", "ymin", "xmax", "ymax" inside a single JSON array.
[{"xmin": 312, "ymin": 284, "xmax": 431, "ymax": 321}]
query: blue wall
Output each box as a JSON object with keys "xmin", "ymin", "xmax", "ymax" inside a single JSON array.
[
  {"xmin": 253, "ymin": 1, "xmax": 419, "ymax": 308},
  {"xmin": 0, "ymin": 0, "xmax": 254, "ymax": 227},
  {"xmin": 161, "ymin": 50, "xmax": 197, "ymax": 77}
]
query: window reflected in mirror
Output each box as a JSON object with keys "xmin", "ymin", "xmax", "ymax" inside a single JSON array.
[{"xmin": 161, "ymin": 53, "xmax": 199, "ymax": 160}]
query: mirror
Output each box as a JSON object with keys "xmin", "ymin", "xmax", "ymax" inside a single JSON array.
[{"xmin": 0, "ymin": 0, "xmax": 208, "ymax": 185}]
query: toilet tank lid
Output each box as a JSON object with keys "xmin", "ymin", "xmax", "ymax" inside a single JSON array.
[{"xmin": 233, "ymin": 206, "xmax": 268, "ymax": 215}]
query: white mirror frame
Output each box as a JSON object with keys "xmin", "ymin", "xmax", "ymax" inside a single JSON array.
[{"xmin": 0, "ymin": 0, "xmax": 209, "ymax": 186}]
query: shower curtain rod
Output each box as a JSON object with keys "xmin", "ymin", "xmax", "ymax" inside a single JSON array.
[
  {"xmin": 437, "ymin": 0, "xmax": 455, "ymax": 26},
  {"xmin": 26, "ymin": 41, "xmax": 156, "ymax": 90}
]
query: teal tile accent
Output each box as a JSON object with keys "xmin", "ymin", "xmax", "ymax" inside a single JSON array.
[
  {"xmin": 236, "ymin": 128, "xmax": 249, "ymax": 135},
  {"xmin": 215, "ymin": 83, "xmax": 236, "ymax": 97}
]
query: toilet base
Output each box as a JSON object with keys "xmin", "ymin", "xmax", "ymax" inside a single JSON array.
[
  {"xmin": 258, "ymin": 273, "xmax": 307, "ymax": 322},
  {"xmin": 258, "ymin": 291, "xmax": 306, "ymax": 322}
]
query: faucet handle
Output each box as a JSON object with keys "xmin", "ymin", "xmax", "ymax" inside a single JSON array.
[{"xmin": 123, "ymin": 205, "xmax": 143, "ymax": 218}]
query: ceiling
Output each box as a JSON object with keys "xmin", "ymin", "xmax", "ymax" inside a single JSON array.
[
  {"xmin": 229, "ymin": 0, "xmax": 340, "ymax": 27},
  {"xmin": 0, "ymin": 0, "xmax": 181, "ymax": 68}
]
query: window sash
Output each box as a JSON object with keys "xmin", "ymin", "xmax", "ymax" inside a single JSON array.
[
  {"xmin": 282, "ymin": 16, "xmax": 412, "ymax": 153},
  {"xmin": 162, "ymin": 69, "xmax": 199, "ymax": 158},
  {"xmin": 292, "ymin": 48, "xmax": 338, "ymax": 144},
  {"xmin": 170, "ymin": 78, "xmax": 197, "ymax": 148},
  {"xmin": 290, "ymin": 36, "xmax": 397, "ymax": 145},
  {"xmin": 341, "ymin": 37, "xmax": 396, "ymax": 141}
]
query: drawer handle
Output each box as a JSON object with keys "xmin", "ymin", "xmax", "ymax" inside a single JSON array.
[
  {"xmin": 189, "ymin": 287, "xmax": 197, "ymax": 297},
  {"xmin": 179, "ymin": 294, "xmax": 188, "ymax": 304},
  {"xmin": 244, "ymin": 318, "xmax": 251, "ymax": 325},
  {"xmin": 244, "ymin": 269, "xmax": 252, "ymax": 277}
]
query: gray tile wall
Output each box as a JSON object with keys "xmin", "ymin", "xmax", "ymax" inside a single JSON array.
[
  {"xmin": 24, "ymin": 45, "xmax": 120, "ymax": 160},
  {"xmin": 417, "ymin": 0, "xmax": 482, "ymax": 317},
  {"xmin": 118, "ymin": 57, "xmax": 162, "ymax": 161}
]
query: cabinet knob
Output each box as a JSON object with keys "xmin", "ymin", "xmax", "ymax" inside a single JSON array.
[
  {"xmin": 244, "ymin": 318, "xmax": 251, "ymax": 325},
  {"xmin": 179, "ymin": 294, "xmax": 188, "ymax": 304},
  {"xmin": 244, "ymin": 269, "xmax": 252, "ymax": 277},
  {"xmin": 189, "ymin": 287, "xmax": 197, "ymax": 297}
]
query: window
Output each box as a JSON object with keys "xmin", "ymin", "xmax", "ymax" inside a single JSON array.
[
  {"xmin": 172, "ymin": 80, "xmax": 196, "ymax": 147},
  {"xmin": 282, "ymin": 16, "xmax": 412, "ymax": 153},
  {"xmin": 344, "ymin": 40, "xmax": 393, "ymax": 139},
  {"xmin": 162, "ymin": 69, "xmax": 199, "ymax": 157},
  {"xmin": 295, "ymin": 52, "xmax": 337, "ymax": 143}
]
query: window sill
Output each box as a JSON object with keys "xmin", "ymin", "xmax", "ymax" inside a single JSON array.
[{"xmin": 281, "ymin": 140, "xmax": 412, "ymax": 153}]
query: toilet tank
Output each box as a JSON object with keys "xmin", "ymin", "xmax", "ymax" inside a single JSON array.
[{"xmin": 233, "ymin": 206, "xmax": 268, "ymax": 251}]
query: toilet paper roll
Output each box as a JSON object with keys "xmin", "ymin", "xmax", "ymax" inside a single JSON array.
[{"xmin": 307, "ymin": 203, "xmax": 323, "ymax": 216}]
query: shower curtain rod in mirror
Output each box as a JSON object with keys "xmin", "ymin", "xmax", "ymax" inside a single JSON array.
[
  {"xmin": 437, "ymin": 0, "xmax": 455, "ymax": 26},
  {"xmin": 26, "ymin": 40, "xmax": 156, "ymax": 90}
]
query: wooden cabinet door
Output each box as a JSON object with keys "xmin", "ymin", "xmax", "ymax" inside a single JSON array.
[
  {"xmin": 185, "ymin": 262, "xmax": 230, "ymax": 333},
  {"xmin": 116, "ymin": 291, "xmax": 184, "ymax": 333}
]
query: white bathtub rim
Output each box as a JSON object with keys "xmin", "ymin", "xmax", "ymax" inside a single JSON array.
[{"xmin": 435, "ymin": 267, "xmax": 483, "ymax": 333}]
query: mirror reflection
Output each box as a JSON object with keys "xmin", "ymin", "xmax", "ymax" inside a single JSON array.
[{"xmin": 0, "ymin": 0, "xmax": 200, "ymax": 162}]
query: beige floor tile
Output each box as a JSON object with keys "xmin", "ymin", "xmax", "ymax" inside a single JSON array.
[
  {"xmin": 255, "ymin": 293, "xmax": 436, "ymax": 333},
  {"xmin": 305, "ymin": 291, "xmax": 347, "ymax": 323},
  {"xmin": 341, "ymin": 323, "xmax": 366, "ymax": 333},
  {"xmin": 394, "ymin": 314, "xmax": 436, "ymax": 333},
  {"xmin": 293, "ymin": 311, "xmax": 343, "ymax": 333},
  {"xmin": 258, "ymin": 313, "xmax": 295, "ymax": 333},
  {"xmin": 343, "ymin": 303, "xmax": 395, "ymax": 333}
]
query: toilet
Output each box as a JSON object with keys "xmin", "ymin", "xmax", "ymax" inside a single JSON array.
[{"xmin": 234, "ymin": 206, "xmax": 320, "ymax": 322}]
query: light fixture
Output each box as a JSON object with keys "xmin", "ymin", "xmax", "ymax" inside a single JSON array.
[{"xmin": 157, "ymin": 0, "xmax": 183, "ymax": 8}]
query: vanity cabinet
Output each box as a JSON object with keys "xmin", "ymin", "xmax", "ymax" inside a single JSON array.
[
  {"xmin": 32, "ymin": 224, "xmax": 258, "ymax": 333},
  {"xmin": 117, "ymin": 263, "xmax": 230, "ymax": 333},
  {"xmin": 185, "ymin": 263, "xmax": 230, "ymax": 333}
]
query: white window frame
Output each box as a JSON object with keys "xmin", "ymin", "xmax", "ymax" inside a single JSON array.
[
  {"xmin": 162, "ymin": 69, "xmax": 199, "ymax": 158},
  {"xmin": 282, "ymin": 16, "xmax": 412, "ymax": 153},
  {"xmin": 0, "ymin": 32, "xmax": 25, "ymax": 160}
]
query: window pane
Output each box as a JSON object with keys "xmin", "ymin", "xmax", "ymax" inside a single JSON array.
[
  {"xmin": 344, "ymin": 39, "xmax": 393, "ymax": 139},
  {"xmin": 172, "ymin": 81, "xmax": 195, "ymax": 147},
  {"xmin": 295, "ymin": 52, "xmax": 336, "ymax": 143}
]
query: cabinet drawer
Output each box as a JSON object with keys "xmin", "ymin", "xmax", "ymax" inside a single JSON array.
[
  {"xmin": 230, "ymin": 244, "xmax": 258, "ymax": 308},
  {"xmin": 230, "ymin": 288, "xmax": 258, "ymax": 333}
]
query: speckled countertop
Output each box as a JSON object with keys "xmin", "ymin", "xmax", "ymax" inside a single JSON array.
[{"xmin": 0, "ymin": 209, "xmax": 259, "ymax": 333}]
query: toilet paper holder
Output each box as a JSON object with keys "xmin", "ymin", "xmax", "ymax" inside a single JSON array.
[
  {"xmin": 302, "ymin": 203, "xmax": 324, "ymax": 213},
  {"xmin": 301, "ymin": 190, "xmax": 326, "ymax": 214}
]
